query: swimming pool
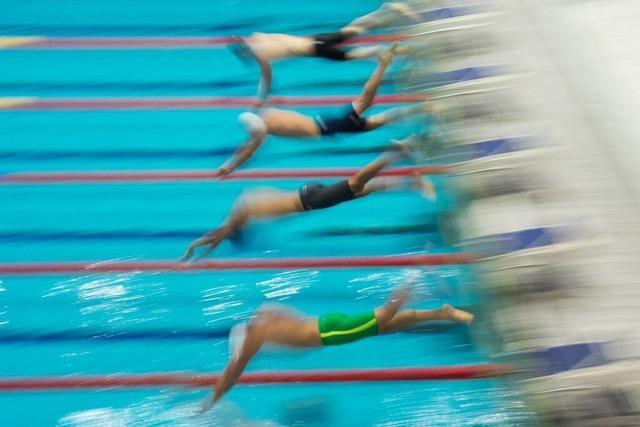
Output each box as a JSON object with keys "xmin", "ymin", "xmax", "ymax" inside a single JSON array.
[{"xmin": 0, "ymin": 0, "xmax": 532, "ymax": 425}]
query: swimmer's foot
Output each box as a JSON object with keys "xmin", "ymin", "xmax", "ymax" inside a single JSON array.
[
  {"xmin": 395, "ymin": 43, "xmax": 418, "ymax": 56},
  {"xmin": 379, "ymin": 42, "xmax": 397, "ymax": 66},
  {"xmin": 419, "ymin": 101, "xmax": 443, "ymax": 115},
  {"xmin": 441, "ymin": 304, "xmax": 474, "ymax": 324},
  {"xmin": 343, "ymin": 2, "xmax": 421, "ymax": 34},
  {"xmin": 413, "ymin": 173, "xmax": 436, "ymax": 201},
  {"xmin": 386, "ymin": 2, "xmax": 422, "ymax": 23},
  {"xmin": 391, "ymin": 134, "xmax": 419, "ymax": 158}
]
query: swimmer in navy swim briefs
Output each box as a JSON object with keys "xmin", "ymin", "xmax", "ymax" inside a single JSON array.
[{"xmin": 219, "ymin": 44, "xmax": 433, "ymax": 176}]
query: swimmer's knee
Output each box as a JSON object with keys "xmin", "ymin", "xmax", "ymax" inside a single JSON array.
[
  {"xmin": 347, "ymin": 177, "xmax": 365, "ymax": 195},
  {"xmin": 352, "ymin": 98, "xmax": 373, "ymax": 116},
  {"xmin": 364, "ymin": 116, "xmax": 385, "ymax": 131},
  {"xmin": 351, "ymin": 100, "xmax": 365, "ymax": 115}
]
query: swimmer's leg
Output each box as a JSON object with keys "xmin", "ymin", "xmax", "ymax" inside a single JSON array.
[
  {"xmin": 352, "ymin": 43, "xmax": 396, "ymax": 115},
  {"xmin": 347, "ymin": 151, "xmax": 401, "ymax": 194},
  {"xmin": 355, "ymin": 166, "xmax": 436, "ymax": 199},
  {"xmin": 346, "ymin": 41, "xmax": 414, "ymax": 61},
  {"xmin": 380, "ymin": 305, "xmax": 475, "ymax": 333},
  {"xmin": 345, "ymin": 45, "xmax": 388, "ymax": 60},
  {"xmin": 353, "ymin": 177, "xmax": 406, "ymax": 198},
  {"xmin": 373, "ymin": 284, "xmax": 413, "ymax": 328},
  {"xmin": 341, "ymin": 2, "xmax": 420, "ymax": 36},
  {"xmin": 364, "ymin": 101, "xmax": 435, "ymax": 131}
]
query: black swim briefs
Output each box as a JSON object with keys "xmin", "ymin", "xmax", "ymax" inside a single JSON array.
[
  {"xmin": 312, "ymin": 32, "xmax": 349, "ymax": 61},
  {"xmin": 298, "ymin": 180, "xmax": 355, "ymax": 211}
]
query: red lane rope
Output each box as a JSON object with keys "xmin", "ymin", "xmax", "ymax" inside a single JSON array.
[
  {"xmin": 0, "ymin": 254, "xmax": 475, "ymax": 276},
  {"xmin": 2, "ymin": 166, "xmax": 450, "ymax": 185},
  {"xmin": 0, "ymin": 94, "xmax": 427, "ymax": 111},
  {"xmin": 0, "ymin": 365, "xmax": 511, "ymax": 391},
  {"xmin": 14, "ymin": 35, "xmax": 407, "ymax": 50}
]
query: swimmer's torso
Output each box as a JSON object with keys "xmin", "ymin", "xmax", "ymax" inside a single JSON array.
[{"xmin": 249, "ymin": 33, "xmax": 315, "ymax": 59}]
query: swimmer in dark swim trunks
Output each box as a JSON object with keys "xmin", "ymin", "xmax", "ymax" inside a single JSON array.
[
  {"xmin": 182, "ymin": 146, "xmax": 434, "ymax": 261},
  {"xmin": 218, "ymin": 43, "xmax": 435, "ymax": 175},
  {"xmin": 199, "ymin": 281, "xmax": 474, "ymax": 411},
  {"xmin": 230, "ymin": 3, "xmax": 419, "ymax": 64}
]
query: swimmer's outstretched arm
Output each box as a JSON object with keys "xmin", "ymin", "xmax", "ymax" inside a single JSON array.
[
  {"xmin": 181, "ymin": 228, "xmax": 232, "ymax": 262},
  {"xmin": 244, "ymin": 47, "xmax": 272, "ymax": 106},
  {"xmin": 180, "ymin": 227, "xmax": 231, "ymax": 261},
  {"xmin": 219, "ymin": 133, "xmax": 266, "ymax": 175},
  {"xmin": 255, "ymin": 56, "xmax": 272, "ymax": 106},
  {"xmin": 181, "ymin": 208, "xmax": 249, "ymax": 261},
  {"xmin": 201, "ymin": 324, "xmax": 263, "ymax": 412}
]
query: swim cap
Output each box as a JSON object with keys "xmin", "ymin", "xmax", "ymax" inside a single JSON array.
[{"xmin": 238, "ymin": 112, "xmax": 267, "ymax": 137}]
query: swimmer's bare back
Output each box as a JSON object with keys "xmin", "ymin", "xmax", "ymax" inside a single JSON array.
[
  {"xmin": 239, "ymin": 189, "xmax": 305, "ymax": 218},
  {"xmin": 244, "ymin": 33, "xmax": 316, "ymax": 60},
  {"xmin": 261, "ymin": 108, "xmax": 321, "ymax": 138},
  {"xmin": 251, "ymin": 310, "xmax": 322, "ymax": 348}
]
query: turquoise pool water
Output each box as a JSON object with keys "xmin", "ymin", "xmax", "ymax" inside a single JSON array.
[{"xmin": 0, "ymin": 0, "xmax": 531, "ymax": 425}]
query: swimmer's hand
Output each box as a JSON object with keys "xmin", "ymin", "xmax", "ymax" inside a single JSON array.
[
  {"xmin": 180, "ymin": 246, "xmax": 195, "ymax": 263},
  {"xmin": 198, "ymin": 392, "xmax": 215, "ymax": 414},
  {"xmin": 217, "ymin": 165, "xmax": 233, "ymax": 177}
]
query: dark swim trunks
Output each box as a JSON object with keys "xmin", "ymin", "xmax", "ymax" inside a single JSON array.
[
  {"xmin": 312, "ymin": 32, "xmax": 349, "ymax": 61},
  {"xmin": 298, "ymin": 180, "xmax": 355, "ymax": 211},
  {"xmin": 314, "ymin": 104, "xmax": 368, "ymax": 136}
]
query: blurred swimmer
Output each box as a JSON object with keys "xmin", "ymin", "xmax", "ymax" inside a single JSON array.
[
  {"xmin": 199, "ymin": 281, "xmax": 474, "ymax": 411},
  {"xmin": 183, "ymin": 145, "xmax": 434, "ymax": 261},
  {"xmin": 229, "ymin": 2, "xmax": 419, "ymax": 66},
  {"xmin": 219, "ymin": 44, "xmax": 434, "ymax": 175}
]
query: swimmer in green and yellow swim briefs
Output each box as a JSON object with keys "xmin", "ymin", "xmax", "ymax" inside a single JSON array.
[{"xmin": 201, "ymin": 281, "xmax": 474, "ymax": 412}]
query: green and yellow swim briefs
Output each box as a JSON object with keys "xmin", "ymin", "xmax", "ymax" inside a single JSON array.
[{"xmin": 318, "ymin": 311, "xmax": 379, "ymax": 346}]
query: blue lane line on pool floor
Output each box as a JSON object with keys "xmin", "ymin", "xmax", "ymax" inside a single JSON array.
[
  {"xmin": 0, "ymin": 147, "xmax": 236, "ymax": 160},
  {"xmin": 0, "ymin": 79, "xmax": 384, "ymax": 93},
  {"xmin": 0, "ymin": 224, "xmax": 437, "ymax": 242},
  {"xmin": 0, "ymin": 136, "xmax": 521, "ymax": 164},
  {"xmin": 0, "ymin": 327, "xmax": 231, "ymax": 342},
  {"xmin": 0, "ymin": 7, "xmax": 473, "ymax": 37},
  {"xmin": 0, "ymin": 144, "xmax": 394, "ymax": 162},
  {"xmin": 0, "ymin": 20, "xmax": 344, "ymax": 37},
  {"xmin": 0, "ymin": 323, "xmax": 465, "ymax": 344}
]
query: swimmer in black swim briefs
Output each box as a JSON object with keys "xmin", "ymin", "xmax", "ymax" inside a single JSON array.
[
  {"xmin": 182, "ymin": 145, "xmax": 435, "ymax": 261},
  {"xmin": 219, "ymin": 44, "xmax": 434, "ymax": 175},
  {"xmin": 229, "ymin": 3, "xmax": 419, "ymax": 64}
]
